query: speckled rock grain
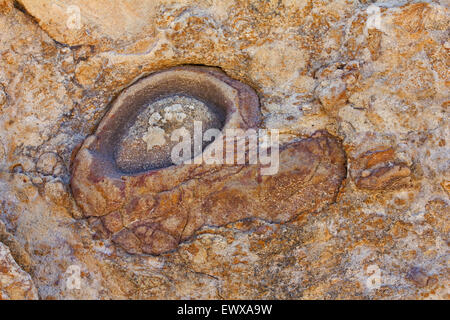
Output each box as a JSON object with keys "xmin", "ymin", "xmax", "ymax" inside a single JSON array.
[{"xmin": 0, "ymin": 0, "xmax": 448, "ymax": 299}]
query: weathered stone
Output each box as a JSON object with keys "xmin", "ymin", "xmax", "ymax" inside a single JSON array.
[
  {"xmin": 350, "ymin": 146, "xmax": 413, "ymax": 190},
  {"xmin": 356, "ymin": 163, "xmax": 411, "ymax": 190},
  {"xmin": 0, "ymin": 242, "xmax": 38, "ymax": 300},
  {"xmin": 0, "ymin": 0, "xmax": 448, "ymax": 299},
  {"xmin": 71, "ymin": 66, "xmax": 347, "ymax": 254},
  {"xmin": 406, "ymin": 267, "xmax": 430, "ymax": 288},
  {"xmin": 36, "ymin": 152, "xmax": 60, "ymax": 176}
]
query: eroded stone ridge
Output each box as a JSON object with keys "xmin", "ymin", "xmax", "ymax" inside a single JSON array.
[{"xmin": 71, "ymin": 66, "xmax": 347, "ymax": 255}]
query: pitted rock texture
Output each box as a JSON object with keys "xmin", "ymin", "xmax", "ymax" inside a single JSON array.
[
  {"xmin": 0, "ymin": 0, "xmax": 448, "ymax": 299},
  {"xmin": 75, "ymin": 132, "xmax": 346, "ymax": 255},
  {"xmin": 71, "ymin": 66, "xmax": 346, "ymax": 254},
  {"xmin": 0, "ymin": 242, "xmax": 38, "ymax": 300}
]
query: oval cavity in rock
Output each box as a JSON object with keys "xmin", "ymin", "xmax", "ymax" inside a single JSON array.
[
  {"xmin": 71, "ymin": 66, "xmax": 347, "ymax": 255},
  {"xmin": 116, "ymin": 94, "xmax": 225, "ymax": 173}
]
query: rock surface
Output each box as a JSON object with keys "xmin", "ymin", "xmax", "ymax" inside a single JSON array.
[
  {"xmin": 0, "ymin": 0, "xmax": 448, "ymax": 299},
  {"xmin": 0, "ymin": 241, "xmax": 38, "ymax": 300},
  {"xmin": 71, "ymin": 66, "xmax": 346, "ymax": 255}
]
